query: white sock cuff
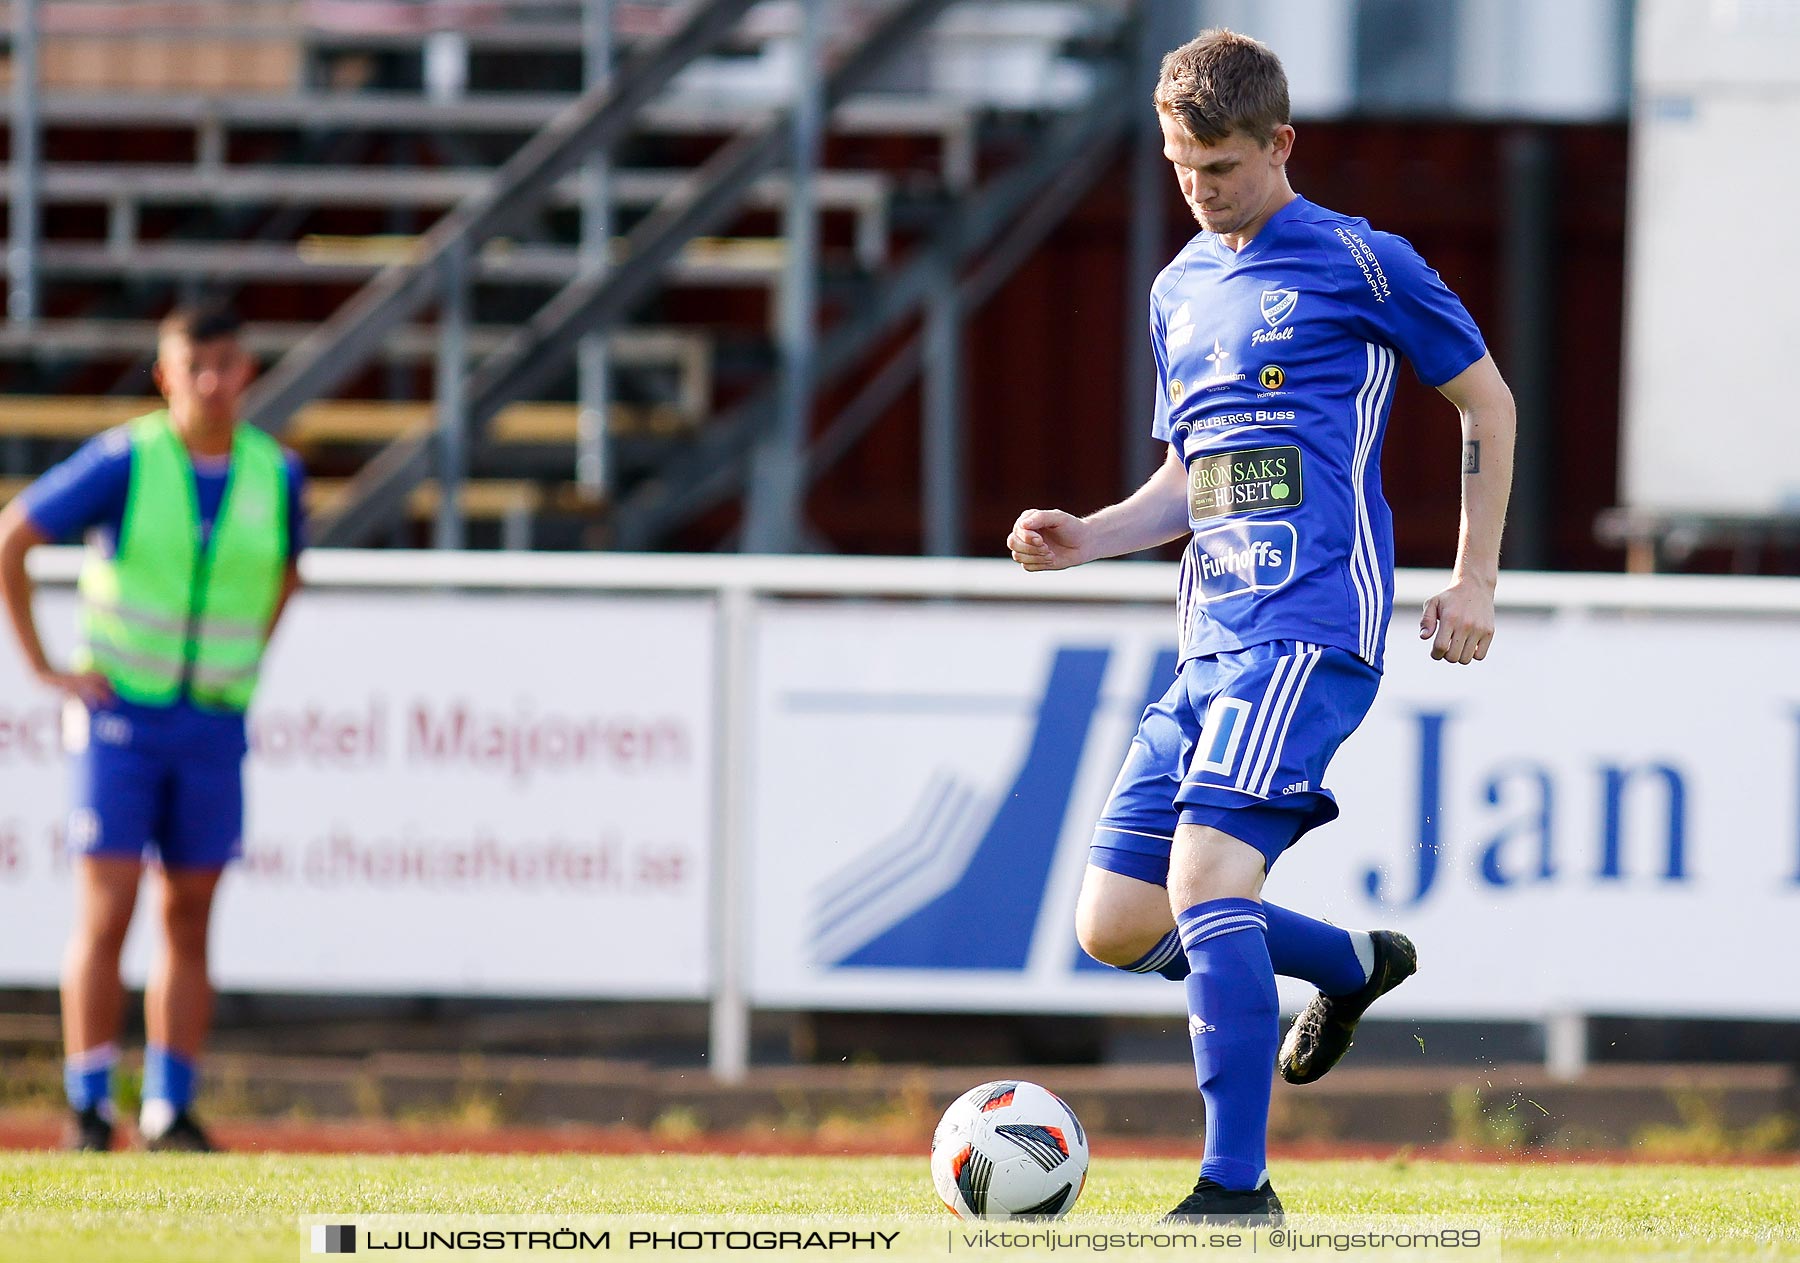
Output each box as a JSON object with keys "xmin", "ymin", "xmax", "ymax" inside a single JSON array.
[
  {"xmin": 1349, "ymin": 930, "xmax": 1376, "ymax": 984},
  {"xmin": 65, "ymin": 1042, "xmax": 119, "ymax": 1073}
]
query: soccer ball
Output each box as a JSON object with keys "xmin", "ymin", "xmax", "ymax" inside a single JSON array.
[{"xmin": 929, "ymin": 1080, "xmax": 1089, "ymax": 1220}]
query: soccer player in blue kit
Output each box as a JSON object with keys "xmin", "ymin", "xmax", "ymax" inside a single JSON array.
[
  {"xmin": 0, "ymin": 305, "xmax": 304, "ymax": 1151},
  {"xmin": 1008, "ymin": 31, "xmax": 1515, "ymax": 1221}
]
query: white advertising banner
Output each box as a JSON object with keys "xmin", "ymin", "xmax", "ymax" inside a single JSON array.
[
  {"xmin": 0, "ymin": 589, "xmax": 714, "ymax": 997},
  {"xmin": 748, "ymin": 602, "xmax": 1800, "ymax": 1019}
]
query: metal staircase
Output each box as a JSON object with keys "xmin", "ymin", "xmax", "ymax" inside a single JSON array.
[{"xmin": 1, "ymin": 0, "xmax": 1143, "ymax": 553}]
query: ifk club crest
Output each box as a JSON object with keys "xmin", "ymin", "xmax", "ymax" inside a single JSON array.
[
  {"xmin": 1260, "ymin": 288, "xmax": 1298, "ymax": 327},
  {"xmin": 1255, "ymin": 288, "xmax": 1299, "ymax": 346}
]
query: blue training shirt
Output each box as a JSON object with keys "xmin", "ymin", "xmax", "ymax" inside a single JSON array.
[
  {"xmin": 19, "ymin": 422, "xmax": 307, "ymax": 746},
  {"xmin": 1150, "ymin": 195, "xmax": 1486, "ymax": 672},
  {"xmin": 22, "ymin": 423, "xmax": 307, "ymax": 560}
]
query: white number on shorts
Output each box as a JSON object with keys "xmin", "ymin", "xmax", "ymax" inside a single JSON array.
[{"xmin": 1192, "ymin": 697, "xmax": 1252, "ymax": 777}]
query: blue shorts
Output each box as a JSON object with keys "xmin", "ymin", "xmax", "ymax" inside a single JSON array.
[
  {"xmin": 65, "ymin": 700, "xmax": 247, "ymax": 871},
  {"xmin": 1089, "ymin": 639, "xmax": 1379, "ymax": 884}
]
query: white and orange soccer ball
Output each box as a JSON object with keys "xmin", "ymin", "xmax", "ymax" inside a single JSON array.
[{"xmin": 929, "ymin": 1080, "xmax": 1089, "ymax": 1220}]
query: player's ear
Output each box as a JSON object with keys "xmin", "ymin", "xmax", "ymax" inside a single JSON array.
[
  {"xmin": 151, "ymin": 357, "xmax": 169, "ymax": 399},
  {"xmin": 1268, "ymin": 124, "xmax": 1296, "ymax": 166}
]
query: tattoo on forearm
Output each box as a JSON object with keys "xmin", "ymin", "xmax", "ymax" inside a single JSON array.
[{"xmin": 1462, "ymin": 440, "xmax": 1481, "ymax": 475}]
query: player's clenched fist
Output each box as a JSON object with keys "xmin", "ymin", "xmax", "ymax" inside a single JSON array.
[
  {"xmin": 1418, "ymin": 578, "xmax": 1497, "ymax": 666},
  {"xmin": 1007, "ymin": 508, "xmax": 1091, "ymax": 571}
]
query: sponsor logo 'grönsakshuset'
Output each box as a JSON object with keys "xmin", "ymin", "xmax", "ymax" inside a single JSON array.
[{"xmin": 1185, "ymin": 444, "xmax": 1304, "ymax": 524}]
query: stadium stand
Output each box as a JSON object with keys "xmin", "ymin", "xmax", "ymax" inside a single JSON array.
[{"xmin": 0, "ymin": 0, "xmax": 1125, "ymax": 551}]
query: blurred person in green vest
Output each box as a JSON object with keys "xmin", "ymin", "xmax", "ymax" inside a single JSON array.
[{"xmin": 0, "ymin": 304, "xmax": 305, "ymax": 1151}]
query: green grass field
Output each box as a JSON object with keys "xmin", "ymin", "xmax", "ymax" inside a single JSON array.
[{"xmin": 2, "ymin": 1153, "xmax": 1797, "ymax": 1262}]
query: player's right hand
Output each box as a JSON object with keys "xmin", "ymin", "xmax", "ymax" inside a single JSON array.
[
  {"xmin": 38, "ymin": 669, "xmax": 116, "ymax": 708},
  {"xmin": 1007, "ymin": 508, "xmax": 1090, "ymax": 571}
]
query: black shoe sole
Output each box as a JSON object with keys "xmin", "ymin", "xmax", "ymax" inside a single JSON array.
[
  {"xmin": 141, "ymin": 1114, "xmax": 220, "ymax": 1153},
  {"xmin": 1161, "ymin": 1209, "xmax": 1286, "ymax": 1226},
  {"xmin": 1278, "ymin": 930, "xmax": 1417, "ymax": 1086},
  {"xmin": 1162, "ymin": 1186, "xmax": 1284, "ymax": 1226},
  {"xmin": 63, "ymin": 1113, "xmax": 114, "ymax": 1153}
]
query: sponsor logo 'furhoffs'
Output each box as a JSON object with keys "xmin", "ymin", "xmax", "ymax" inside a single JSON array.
[
  {"xmin": 1198, "ymin": 537, "xmax": 1285, "ymax": 583},
  {"xmin": 1188, "ymin": 521, "xmax": 1299, "ymax": 603}
]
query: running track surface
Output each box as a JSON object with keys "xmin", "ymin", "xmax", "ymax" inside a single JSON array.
[{"xmin": 2, "ymin": 1112, "xmax": 1795, "ymax": 1163}]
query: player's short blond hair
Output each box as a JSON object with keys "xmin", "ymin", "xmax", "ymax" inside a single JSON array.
[{"xmin": 1153, "ymin": 28, "xmax": 1291, "ymax": 148}]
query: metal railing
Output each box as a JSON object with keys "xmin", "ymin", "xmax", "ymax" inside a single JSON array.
[
  {"xmin": 237, "ymin": 0, "xmax": 761, "ymax": 435},
  {"xmin": 27, "ymin": 543, "xmax": 1800, "ymax": 1079},
  {"xmin": 308, "ymin": 0, "xmax": 961, "ymax": 548},
  {"xmin": 3, "ymin": 0, "xmax": 1134, "ymax": 558}
]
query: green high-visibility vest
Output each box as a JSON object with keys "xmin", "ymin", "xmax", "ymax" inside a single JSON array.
[{"xmin": 74, "ymin": 411, "xmax": 289, "ymax": 713}]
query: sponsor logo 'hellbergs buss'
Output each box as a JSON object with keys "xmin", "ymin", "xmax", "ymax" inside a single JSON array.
[{"xmin": 1190, "ymin": 521, "xmax": 1298, "ymax": 603}]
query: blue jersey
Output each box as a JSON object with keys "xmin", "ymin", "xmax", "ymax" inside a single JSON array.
[
  {"xmin": 21, "ymin": 423, "xmax": 307, "ymax": 561},
  {"xmin": 1150, "ymin": 195, "xmax": 1485, "ymax": 672},
  {"xmin": 20, "ymin": 423, "xmax": 306, "ymax": 752}
]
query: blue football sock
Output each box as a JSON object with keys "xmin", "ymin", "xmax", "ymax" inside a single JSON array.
[
  {"xmin": 1264, "ymin": 903, "xmax": 1373, "ymax": 995},
  {"xmin": 1118, "ymin": 929, "xmax": 1191, "ymax": 981},
  {"xmin": 1178, "ymin": 897, "xmax": 1277, "ymax": 1192},
  {"xmin": 64, "ymin": 1043, "xmax": 118, "ymax": 1113},
  {"xmin": 142, "ymin": 1045, "xmax": 198, "ymax": 1112}
]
